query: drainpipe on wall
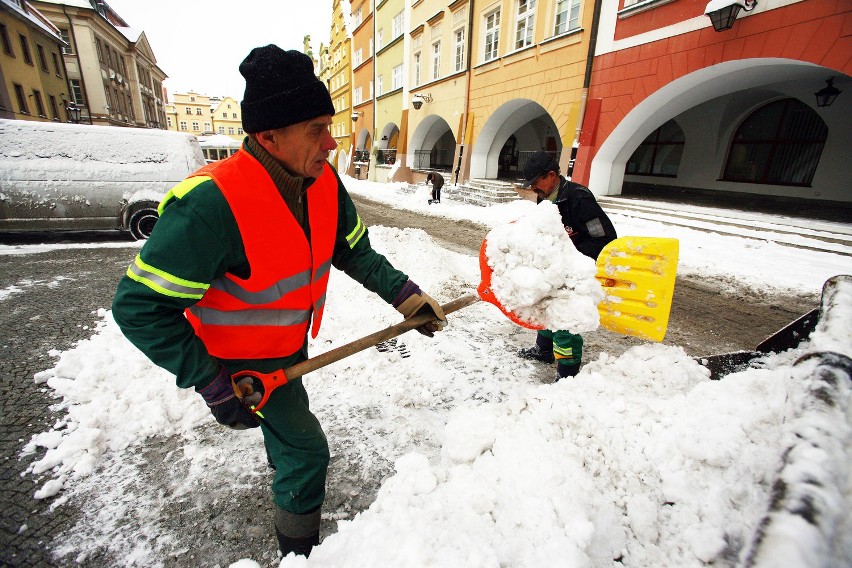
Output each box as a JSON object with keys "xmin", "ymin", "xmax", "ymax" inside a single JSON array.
[
  {"xmin": 455, "ymin": 1, "xmax": 475, "ymax": 186},
  {"xmin": 573, "ymin": 0, "xmax": 604, "ymax": 159}
]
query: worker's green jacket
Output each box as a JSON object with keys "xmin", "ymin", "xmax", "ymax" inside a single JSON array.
[{"xmin": 112, "ymin": 149, "xmax": 408, "ymax": 391}]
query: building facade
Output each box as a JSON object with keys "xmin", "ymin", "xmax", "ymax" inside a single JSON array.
[
  {"xmin": 574, "ymin": 0, "xmax": 851, "ymax": 206},
  {"xmin": 211, "ymin": 95, "xmax": 242, "ymax": 140},
  {"xmin": 336, "ymin": 0, "xmax": 850, "ymax": 209},
  {"xmin": 30, "ymin": 0, "xmax": 168, "ymax": 128},
  {"xmin": 0, "ymin": 0, "xmax": 69, "ymax": 122},
  {"xmin": 349, "ymin": 0, "xmax": 375, "ymax": 179}
]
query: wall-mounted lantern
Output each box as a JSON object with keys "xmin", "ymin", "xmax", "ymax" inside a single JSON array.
[{"xmin": 704, "ymin": 0, "xmax": 756, "ymax": 32}]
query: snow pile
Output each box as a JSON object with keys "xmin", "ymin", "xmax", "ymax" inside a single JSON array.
[
  {"xmin": 22, "ymin": 309, "xmax": 211, "ymax": 500},
  {"xmin": 15, "ymin": 203, "xmax": 850, "ymax": 565},
  {"xmin": 484, "ymin": 201, "xmax": 603, "ymax": 331}
]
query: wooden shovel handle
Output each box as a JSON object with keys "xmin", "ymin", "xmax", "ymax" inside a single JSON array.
[{"xmin": 284, "ymin": 294, "xmax": 480, "ymax": 381}]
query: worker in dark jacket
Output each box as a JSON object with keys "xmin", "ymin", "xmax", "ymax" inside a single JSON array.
[
  {"xmin": 426, "ymin": 171, "xmax": 444, "ymax": 204},
  {"xmin": 111, "ymin": 45, "xmax": 446, "ymax": 559},
  {"xmin": 517, "ymin": 151, "xmax": 616, "ymax": 380}
]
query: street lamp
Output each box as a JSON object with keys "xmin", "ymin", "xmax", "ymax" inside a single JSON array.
[
  {"xmin": 814, "ymin": 77, "xmax": 841, "ymax": 108},
  {"xmin": 704, "ymin": 0, "xmax": 756, "ymax": 32},
  {"xmin": 66, "ymin": 101, "xmax": 81, "ymax": 124},
  {"xmin": 411, "ymin": 93, "xmax": 433, "ymax": 110}
]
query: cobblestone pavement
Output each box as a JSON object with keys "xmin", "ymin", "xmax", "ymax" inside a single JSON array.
[{"xmin": 0, "ymin": 232, "xmax": 138, "ymax": 567}]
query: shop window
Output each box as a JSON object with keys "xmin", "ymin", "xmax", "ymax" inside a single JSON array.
[
  {"xmin": 723, "ymin": 98, "xmax": 827, "ymax": 186},
  {"xmin": 626, "ymin": 119, "xmax": 684, "ymax": 177}
]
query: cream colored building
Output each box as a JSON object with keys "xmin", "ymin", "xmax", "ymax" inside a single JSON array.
[
  {"xmin": 372, "ymin": 0, "xmax": 406, "ymax": 181},
  {"xmin": 407, "ymin": 0, "xmax": 471, "ymax": 184},
  {"xmin": 211, "ymin": 95, "xmax": 243, "ymax": 140},
  {"xmin": 172, "ymin": 91, "xmax": 212, "ymax": 135},
  {"xmin": 0, "ymin": 0, "xmax": 68, "ymax": 122},
  {"xmin": 31, "ymin": 0, "xmax": 168, "ymax": 128}
]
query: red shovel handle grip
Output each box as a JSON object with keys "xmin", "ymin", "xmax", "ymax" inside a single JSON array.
[{"xmin": 231, "ymin": 368, "xmax": 289, "ymax": 414}]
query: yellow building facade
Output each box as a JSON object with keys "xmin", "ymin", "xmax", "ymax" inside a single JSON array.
[
  {"xmin": 334, "ymin": 0, "xmax": 594, "ymax": 185},
  {"xmin": 466, "ymin": 0, "xmax": 592, "ymax": 181},
  {"xmin": 172, "ymin": 91, "xmax": 212, "ymax": 135},
  {"xmin": 372, "ymin": 0, "xmax": 406, "ymax": 181},
  {"xmin": 0, "ymin": 0, "xmax": 68, "ymax": 122},
  {"xmin": 211, "ymin": 96, "xmax": 243, "ymax": 140},
  {"xmin": 325, "ymin": 0, "xmax": 353, "ymax": 172}
]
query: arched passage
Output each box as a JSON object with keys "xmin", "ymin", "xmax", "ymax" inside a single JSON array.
[
  {"xmin": 470, "ymin": 99, "xmax": 561, "ymax": 181},
  {"xmin": 408, "ymin": 115, "xmax": 455, "ymax": 172}
]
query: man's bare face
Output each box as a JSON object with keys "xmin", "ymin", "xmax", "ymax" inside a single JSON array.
[
  {"xmin": 264, "ymin": 116, "xmax": 337, "ymax": 178},
  {"xmin": 530, "ymin": 171, "xmax": 558, "ymax": 199}
]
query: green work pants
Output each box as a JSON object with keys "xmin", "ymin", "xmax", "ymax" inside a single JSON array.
[
  {"xmin": 538, "ymin": 329, "xmax": 583, "ymax": 368},
  {"xmin": 257, "ymin": 377, "xmax": 330, "ymax": 514}
]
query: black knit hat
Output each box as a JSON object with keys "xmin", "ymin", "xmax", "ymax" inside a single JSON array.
[
  {"xmin": 522, "ymin": 151, "xmax": 560, "ymax": 187},
  {"xmin": 239, "ymin": 45, "xmax": 335, "ymax": 133}
]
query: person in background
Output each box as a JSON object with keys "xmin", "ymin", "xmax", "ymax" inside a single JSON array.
[
  {"xmin": 426, "ymin": 171, "xmax": 444, "ymax": 204},
  {"xmin": 111, "ymin": 45, "xmax": 446, "ymax": 560},
  {"xmin": 516, "ymin": 151, "xmax": 617, "ymax": 380}
]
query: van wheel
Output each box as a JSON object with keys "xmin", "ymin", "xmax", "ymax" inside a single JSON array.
[{"xmin": 128, "ymin": 206, "xmax": 159, "ymax": 240}]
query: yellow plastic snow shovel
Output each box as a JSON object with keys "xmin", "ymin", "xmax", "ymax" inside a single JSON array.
[
  {"xmin": 477, "ymin": 235, "xmax": 678, "ymax": 342},
  {"xmin": 594, "ymin": 236, "xmax": 679, "ymax": 342},
  {"xmin": 233, "ymin": 236, "xmax": 679, "ymax": 414}
]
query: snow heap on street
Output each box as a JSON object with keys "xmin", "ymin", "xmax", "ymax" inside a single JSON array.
[
  {"xmin": 484, "ymin": 201, "xmax": 603, "ymax": 331},
  {"xmin": 14, "ymin": 175, "xmax": 851, "ymax": 568}
]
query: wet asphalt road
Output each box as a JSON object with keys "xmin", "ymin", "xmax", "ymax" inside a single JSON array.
[{"xmin": 0, "ymin": 231, "xmax": 138, "ymax": 567}]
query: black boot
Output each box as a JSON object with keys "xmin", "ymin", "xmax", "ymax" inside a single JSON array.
[
  {"xmin": 556, "ymin": 363, "xmax": 581, "ymax": 380},
  {"xmin": 518, "ymin": 334, "xmax": 554, "ymax": 363},
  {"xmin": 276, "ymin": 527, "xmax": 319, "ymax": 558},
  {"xmin": 275, "ymin": 505, "xmax": 321, "ymax": 558}
]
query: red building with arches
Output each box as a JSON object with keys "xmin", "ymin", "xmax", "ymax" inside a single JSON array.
[{"xmin": 573, "ymin": 0, "xmax": 850, "ymax": 208}]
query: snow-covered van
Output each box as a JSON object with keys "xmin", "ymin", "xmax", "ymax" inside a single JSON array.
[{"xmin": 0, "ymin": 119, "xmax": 206, "ymax": 239}]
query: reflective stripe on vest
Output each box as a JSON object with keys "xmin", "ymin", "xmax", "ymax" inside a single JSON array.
[{"xmin": 184, "ymin": 148, "xmax": 338, "ymax": 359}]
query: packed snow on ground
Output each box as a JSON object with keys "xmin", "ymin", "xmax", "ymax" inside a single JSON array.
[{"xmin": 14, "ymin": 175, "xmax": 852, "ymax": 568}]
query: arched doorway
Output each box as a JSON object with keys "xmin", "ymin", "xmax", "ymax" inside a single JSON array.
[{"xmin": 469, "ymin": 98, "xmax": 561, "ymax": 181}]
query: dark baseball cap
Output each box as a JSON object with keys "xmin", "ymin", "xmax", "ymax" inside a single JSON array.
[{"xmin": 522, "ymin": 151, "xmax": 559, "ymax": 187}]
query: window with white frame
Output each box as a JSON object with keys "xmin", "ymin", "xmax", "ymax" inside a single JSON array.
[
  {"xmin": 180, "ymin": 121, "xmax": 187, "ymax": 131},
  {"xmin": 192, "ymin": 121, "xmax": 199, "ymax": 131},
  {"xmin": 353, "ymin": 7, "xmax": 362, "ymax": 27},
  {"xmin": 392, "ymin": 11, "xmax": 404, "ymax": 38},
  {"xmin": 369, "ymin": 80, "xmax": 373, "ymax": 98},
  {"xmin": 377, "ymin": 75, "xmax": 383, "ymax": 96},
  {"xmin": 554, "ymin": 0, "xmax": 580, "ymax": 35},
  {"xmin": 484, "ymin": 10, "xmax": 500, "ymax": 62},
  {"xmin": 454, "ymin": 28, "xmax": 465, "ymax": 72},
  {"xmin": 392, "ymin": 64, "xmax": 403, "ymax": 90},
  {"xmin": 354, "ymin": 86, "xmax": 363, "ymax": 105},
  {"xmin": 353, "ymin": 48, "xmax": 363, "ymax": 67},
  {"xmin": 515, "ymin": 0, "xmax": 536, "ymax": 50},
  {"xmin": 432, "ymin": 41, "xmax": 441, "ymax": 81},
  {"xmin": 377, "ymin": 28, "xmax": 384, "ymax": 50},
  {"xmin": 413, "ymin": 52, "xmax": 421, "ymax": 86}
]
